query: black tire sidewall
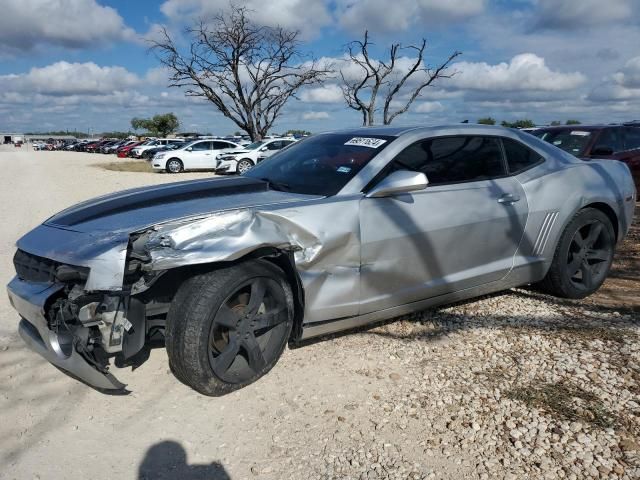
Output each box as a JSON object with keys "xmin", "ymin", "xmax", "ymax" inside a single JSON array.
[
  {"xmin": 166, "ymin": 260, "xmax": 293, "ymax": 396},
  {"xmin": 549, "ymin": 208, "xmax": 615, "ymax": 299}
]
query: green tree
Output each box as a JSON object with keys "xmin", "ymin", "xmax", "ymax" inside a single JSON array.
[
  {"xmin": 477, "ymin": 117, "xmax": 496, "ymax": 125},
  {"xmin": 565, "ymin": 119, "xmax": 581, "ymax": 125},
  {"xmin": 550, "ymin": 120, "xmax": 561, "ymax": 126},
  {"xmin": 129, "ymin": 113, "xmax": 180, "ymax": 137},
  {"xmin": 130, "ymin": 118, "xmax": 145, "ymax": 131},
  {"xmin": 501, "ymin": 119, "xmax": 536, "ymax": 129},
  {"xmin": 285, "ymin": 129, "xmax": 311, "ymax": 136}
]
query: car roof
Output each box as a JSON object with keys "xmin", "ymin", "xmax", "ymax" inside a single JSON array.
[
  {"xmin": 323, "ymin": 124, "xmax": 549, "ymax": 138},
  {"xmin": 534, "ymin": 125, "xmax": 620, "ymax": 132}
]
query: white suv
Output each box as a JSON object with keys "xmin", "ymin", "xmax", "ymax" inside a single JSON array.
[
  {"xmin": 215, "ymin": 138, "xmax": 297, "ymax": 174},
  {"xmin": 131, "ymin": 139, "xmax": 184, "ymax": 158},
  {"xmin": 152, "ymin": 139, "xmax": 241, "ymax": 173}
]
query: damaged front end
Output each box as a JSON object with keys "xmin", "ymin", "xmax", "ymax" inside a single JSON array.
[{"xmin": 8, "ymin": 249, "xmax": 148, "ymax": 391}]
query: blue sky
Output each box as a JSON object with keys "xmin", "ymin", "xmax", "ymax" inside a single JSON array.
[{"xmin": 1, "ymin": 0, "xmax": 639, "ymax": 134}]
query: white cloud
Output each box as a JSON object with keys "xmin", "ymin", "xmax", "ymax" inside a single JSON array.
[
  {"xmin": 0, "ymin": 62, "xmax": 140, "ymax": 96},
  {"xmin": 531, "ymin": 0, "xmax": 634, "ymax": 30},
  {"xmin": 160, "ymin": 0, "xmax": 332, "ymax": 38},
  {"xmin": 0, "ymin": 0, "xmax": 137, "ymax": 53},
  {"xmin": 302, "ymin": 111, "xmax": 330, "ymax": 120},
  {"xmin": 300, "ymin": 84, "xmax": 343, "ymax": 103},
  {"xmin": 589, "ymin": 56, "xmax": 640, "ymax": 102},
  {"xmin": 449, "ymin": 54, "xmax": 586, "ymax": 92},
  {"xmin": 145, "ymin": 66, "xmax": 172, "ymax": 87},
  {"xmin": 614, "ymin": 56, "xmax": 640, "ymax": 89},
  {"xmin": 336, "ymin": 0, "xmax": 486, "ymax": 32},
  {"xmin": 414, "ymin": 101, "xmax": 445, "ymax": 113}
]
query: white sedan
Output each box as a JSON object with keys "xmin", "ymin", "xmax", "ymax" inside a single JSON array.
[
  {"xmin": 151, "ymin": 139, "xmax": 241, "ymax": 173},
  {"xmin": 216, "ymin": 138, "xmax": 297, "ymax": 174}
]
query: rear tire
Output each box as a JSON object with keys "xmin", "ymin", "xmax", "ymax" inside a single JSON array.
[
  {"xmin": 165, "ymin": 260, "xmax": 293, "ymax": 396},
  {"xmin": 537, "ymin": 208, "xmax": 615, "ymax": 299}
]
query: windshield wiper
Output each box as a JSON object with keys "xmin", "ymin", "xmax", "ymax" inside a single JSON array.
[{"xmin": 258, "ymin": 177, "xmax": 291, "ymax": 192}]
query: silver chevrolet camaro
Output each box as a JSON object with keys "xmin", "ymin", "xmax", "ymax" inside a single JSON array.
[{"xmin": 7, "ymin": 125, "xmax": 636, "ymax": 395}]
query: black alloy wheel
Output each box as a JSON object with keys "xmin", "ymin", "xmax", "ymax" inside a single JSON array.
[{"xmin": 208, "ymin": 277, "xmax": 289, "ymax": 384}]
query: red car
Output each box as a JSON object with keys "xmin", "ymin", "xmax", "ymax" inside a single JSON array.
[
  {"xmin": 117, "ymin": 141, "xmax": 142, "ymax": 158},
  {"xmin": 532, "ymin": 125, "xmax": 640, "ymax": 190}
]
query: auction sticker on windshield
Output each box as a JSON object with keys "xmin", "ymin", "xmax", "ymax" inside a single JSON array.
[
  {"xmin": 344, "ymin": 137, "xmax": 387, "ymax": 148},
  {"xmin": 570, "ymin": 131, "xmax": 590, "ymax": 136}
]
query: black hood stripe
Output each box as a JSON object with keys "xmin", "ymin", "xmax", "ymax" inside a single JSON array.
[{"xmin": 48, "ymin": 177, "xmax": 268, "ymax": 227}]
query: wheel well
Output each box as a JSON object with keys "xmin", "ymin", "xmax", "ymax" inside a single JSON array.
[
  {"xmin": 583, "ymin": 202, "xmax": 619, "ymax": 240},
  {"xmin": 139, "ymin": 247, "xmax": 305, "ymax": 341},
  {"xmin": 238, "ymin": 158, "xmax": 254, "ymax": 165}
]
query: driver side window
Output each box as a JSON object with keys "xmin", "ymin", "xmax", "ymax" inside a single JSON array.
[
  {"xmin": 390, "ymin": 136, "xmax": 505, "ymax": 185},
  {"xmin": 190, "ymin": 141, "xmax": 211, "ymax": 151}
]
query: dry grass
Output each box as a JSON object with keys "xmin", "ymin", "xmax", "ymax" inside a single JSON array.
[
  {"xmin": 95, "ymin": 161, "xmax": 154, "ymax": 173},
  {"xmin": 507, "ymin": 381, "xmax": 616, "ymax": 429}
]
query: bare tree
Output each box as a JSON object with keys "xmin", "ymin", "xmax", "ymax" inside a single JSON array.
[
  {"xmin": 340, "ymin": 31, "xmax": 461, "ymax": 126},
  {"xmin": 150, "ymin": 6, "xmax": 331, "ymax": 140}
]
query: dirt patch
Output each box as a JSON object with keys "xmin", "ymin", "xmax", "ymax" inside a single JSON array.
[
  {"xmin": 96, "ymin": 160, "xmax": 154, "ymax": 173},
  {"xmin": 588, "ymin": 204, "xmax": 640, "ymax": 311}
]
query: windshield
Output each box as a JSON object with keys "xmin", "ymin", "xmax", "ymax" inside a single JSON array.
[
  {"xmin": 538, "ymin": 130, "xmax": 593, "ymax": 156},
  {"xmin": 245, "ymin": 141, "xmax": 264, "ymax": 150},
  {"xmin": 244, "ymin": 133, "xmax": 394, "ymax": 196}
]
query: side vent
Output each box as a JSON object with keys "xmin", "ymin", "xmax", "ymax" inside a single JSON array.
[{"xmin": 533, "ymin": 211, "xmax": 559, "ymax": 256}]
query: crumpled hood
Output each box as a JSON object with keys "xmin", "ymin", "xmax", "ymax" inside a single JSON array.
[
  {"xmin": 44, "ymin": 176, "xmax": 316, "ymax": 233},
  {"xmin": 15, "ymin": 176, "xmax": 321, "ymax": 290}
]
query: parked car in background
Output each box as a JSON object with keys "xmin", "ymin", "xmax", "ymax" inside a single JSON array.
[
  {"xmin": 151, "ymin": 139, "xmax": 241, "ymax": 172},
  {"xmin": 7, "ymin": 125, "xmax": 635, "ymax": 394},
  {"xmin": 99, "ymin": 140, "xmax": 122, "ymax": 154},
  {"xmin": 216, "ymin": 138, "xmax": 297, "ymax": 174},
  {"xmin": 130, "ymin": 139, "xmax": 184, "ymax": 158},
  {"xmin": 84, "ymin": 140, "xmax": 108, "ymax": 153},
  {"xmin": 117, "ymin": 141, "xmax": 143, "ymax": 158},
  {"xmin": 142, "ymin": 142, "xmax": 185, "ymax": 160},
  {"xmin": 531, "ymin": 125, "xmax": 640, "ymax": 190}
]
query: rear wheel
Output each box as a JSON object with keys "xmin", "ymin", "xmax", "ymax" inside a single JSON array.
[
  {"xmin": 165, "ymin": 260, "xmax": 293, "ymax": 396},
  {"xmin": 538, "ymin": 208, "xmax": 615, "ymax": 299},
  {"xmin": 236, "ymin": 158, "xmax": 254, "ymax": 174},
  {"xmin": 166, "ymin": 158, "xmax": 183, "ymax": 173}
]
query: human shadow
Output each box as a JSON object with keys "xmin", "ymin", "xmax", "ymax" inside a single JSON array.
[{"xmin": 138, "ymin": 441, "xmax": 231, "ymax": 480}]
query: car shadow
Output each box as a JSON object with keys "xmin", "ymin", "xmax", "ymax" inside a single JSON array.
[{"xmin": 138, "ymin": 441, "xmax": 231, "ymax": 480}]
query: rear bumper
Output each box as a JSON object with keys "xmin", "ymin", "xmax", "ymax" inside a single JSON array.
[{"xmin": 7, "ymin": 276, "xmax": 125, "ymax": 390}]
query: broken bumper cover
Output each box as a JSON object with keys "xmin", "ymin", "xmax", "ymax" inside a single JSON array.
[{"xmin": 7, "ymin": 276, "xmax": 125, "ymax": 390}]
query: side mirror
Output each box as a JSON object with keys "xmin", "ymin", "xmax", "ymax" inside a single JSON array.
[
  {"xmin": 366, "ymin": 170, "xmax": 429, "ymax": 198},
  {"xmin": 186, "ymin": 147, "xmax": 192, "ymax": 152},
  {"xmin": 259, "ymin": 146, "xmax": 268, "ymax": 152},
  {"xmin": 591, "ymin": 145, "xmax": 614, "ymax": 156}
]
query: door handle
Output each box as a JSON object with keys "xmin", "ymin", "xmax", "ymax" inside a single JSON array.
[{"xmin": 498, "ymin": 193, "xmax": 521, "ymax": 204}]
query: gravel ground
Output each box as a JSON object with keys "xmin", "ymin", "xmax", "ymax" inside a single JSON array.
[{"xmin": 0, "ymin": 146, "xmax": 638, "ymax": 480}]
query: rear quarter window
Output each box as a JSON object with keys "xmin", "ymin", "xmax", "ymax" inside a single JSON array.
[{"xmin": 502, "ymin": 138, "xmax": 544, "ymax": 174}]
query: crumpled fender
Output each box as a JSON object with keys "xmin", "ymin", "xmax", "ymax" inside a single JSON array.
[
  {"xmin": 145, "ymin": 209, "xmax": 323, "ymax": 270},
  {"xmin": 141, "ymin": 198, "xmax": 363, "ymax": 323}
]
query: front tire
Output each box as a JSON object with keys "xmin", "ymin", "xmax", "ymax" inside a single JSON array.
[
  {"xmin": 538, "ymin": 208, "xmax": 615, "ymax": 299},
  {"xmin": 236, "ymin": 158, "xmax": 254, "ymax": 174},
  {"xmin": 166, "ymin": 158, "xmax": 183, "ymax": 173},
  {"xmin": 165, "ymin": 260, "xmax": 294, "ymax": 396}
]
